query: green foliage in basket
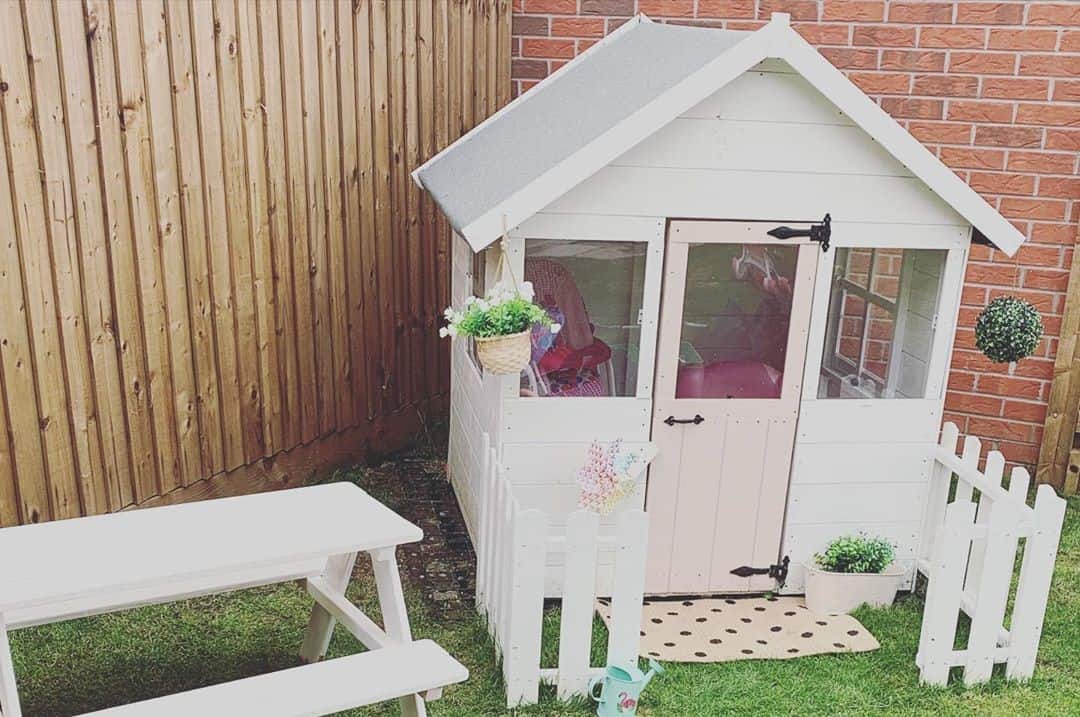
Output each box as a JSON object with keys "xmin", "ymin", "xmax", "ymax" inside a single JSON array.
[
  {"xmin": 814, "ymin": 535, "xmax": 895, "ymax": 574},
  {"xmin": 974, "ymin": 296, "xmax": 1043, "ymax": 364},
  {"xmin": 440, "ymin": 281, "xmax": 560, "ymax": 339}
]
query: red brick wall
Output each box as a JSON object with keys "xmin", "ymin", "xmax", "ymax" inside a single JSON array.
[{"xmin": 511, "ymin": 0, "xmax": 1080, "ymax": 469}]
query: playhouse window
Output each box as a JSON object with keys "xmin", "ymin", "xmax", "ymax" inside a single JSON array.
[
  {"xmin": 818, "ymin": 247, "xmax": 946, "ymax": 399},
  {"xmin": 519, "ymin": 239, "xmax": 647, "ymax": 397}
]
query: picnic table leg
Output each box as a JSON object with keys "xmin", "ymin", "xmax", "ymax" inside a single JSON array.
[
  {"xmin": 0, "ymin": 614, "xmax": 22, "ymax": 717},
  {"xmin": 371, "ymin": 547, "xmax": 426, "ymax": 717},
  {"xmin": 300, "ymin": 552, "xmax": 358, "ymax": 663}
]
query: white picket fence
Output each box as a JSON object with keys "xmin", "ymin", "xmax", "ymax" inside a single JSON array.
[
  {"xmin": 916, "ymin": 422, "xmax": 1066, "ymax": 686},
  {"xmin": 474, "ymin": 441, "xmax": 648, "ymax": 707}
]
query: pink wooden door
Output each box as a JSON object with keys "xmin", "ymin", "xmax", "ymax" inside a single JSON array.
[{"xmin": 646, "ymin": 221, "xmax": 819, "ymax": 594}]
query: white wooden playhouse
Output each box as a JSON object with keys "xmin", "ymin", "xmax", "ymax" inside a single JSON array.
[{"xmin": 414, "ymin": 13, "xmax": 1030, "ymax": 601}]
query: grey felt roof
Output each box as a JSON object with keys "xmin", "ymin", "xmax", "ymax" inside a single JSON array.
[{"xmin": 413, "ymin": 18, "xmax": 750, "ymax": 237}]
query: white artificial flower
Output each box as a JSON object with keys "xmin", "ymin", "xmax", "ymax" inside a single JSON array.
[
  {"xmin": 447, "ymin": 325, "xmax": 458, "ymax": 338},
  {"xmin": 550, "ymin": 323, "xmax": 562, "ymax": 334},
  {"xmin": 463, "ymin": 295, "xmax": 477, "ymax": 306},
  {"xmin": 443, "ymin": 307, "xmax": 455, "ymax": 320},
  {"xmin": 438, "ymin": 326, "xmax": 450, "ymax": 338},
  {"xmin": 520, "ymin": 281, "xmax": 535, "ymax": 300},
  {"xmin": 476, "ymin": 298, "xmax": 490, "ymax": 311}
]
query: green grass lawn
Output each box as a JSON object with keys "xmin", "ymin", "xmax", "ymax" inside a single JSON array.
[{"xmin": 9, "ymin": 481, "xmax": 1079, "ymax": 716}]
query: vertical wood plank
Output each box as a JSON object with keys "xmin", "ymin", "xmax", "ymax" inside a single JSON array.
[
  {"xmin": 0, "ymin": 84, "xmax": 40, "ymax": 527},
  {"xmin": 918, "ymin": 500, "xmax": 976, "ymax": 686},
  {"xmin": 557, "ymin": 510, "xmax": 600, "ymax": 700},
  {"xmin": 1006, "ymin": 486, "xmax": 1067, "ymax": 680},
  {"xmin": 387, "ymin": 0, "xmax": 408, "ymax": 410},
  {"xmin": 299, "ymin": 0, "xmax": 335, "ymax": 435},
  {"xmin": 433, "ymin": 0, "xmax": 452, "ymax": 395},
  {"xmin": 461, "ymin": 0, "xmax": 474, "ymax": 131},
  {"xmin": 318, "ymin": 0, "xmax": 352, "ymax": 430},
  {"xmin": 353, "ymin": 0, "xmax": 380, "ymax": 422},
  {"xmin": 608, "ymin": 509, "xmax": 649, "ymax": 667},
  {"xmin": 277, "ymin": 0, "xmax": 319, "ymax": 444},
  {"xmin": 963, "ymin": 506, "xmax": 1017, "ymax": 685},
  {"xmin": 140, "ymin": 0, "xmax": 202, "ymax": 488},
  {"xmin": 214, "ymin": 0, "xmax": 265, "ymax": 461},
  {"xmin": 370, "ymin": 0, "xmax": 396, "ymax": 415},
  {"xmin": 257, "ymin": 0, "xmax": 302, "ymax": 449},
  {"xmin": 919, "ymin": 422, "xmax": 959, "ymax": 565},
  {"xmin": 164, "ymin": 0, "xmax": 225, "ymax": 479},
  {"xmin": 418, "ymin": 0, "xmax": 439, "ymax": 403},
  {"xmin": 237, "ymin": 0, "xmax": 281, "ymax": 456},
  {"xmin": 1, "ymin": 0, "xmax": 79, "ymax": 520},
  {"xmin": 404, "ymin": 0, "xmax": 423, "ymax": 406},
  {"xmin": 505, "ymin": 507, "xmax": 546, "ymax": 707},
  {"xmin": 964, "ymin": 450, "xmax": 1005, "ymax": 599},
  {"xmin": 338, "ymin": 0, "xmax": 366, "ymax": 426}
]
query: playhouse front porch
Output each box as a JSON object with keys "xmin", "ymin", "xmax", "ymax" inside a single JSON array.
[{"xmin": 8, "ymin": 441, "xmax": 1078, "ymax": 717}]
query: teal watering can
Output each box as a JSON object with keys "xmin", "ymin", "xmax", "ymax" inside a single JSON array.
[{"xmin": 588, "ymin": 659, "xmax": 664, "ymax": 717}]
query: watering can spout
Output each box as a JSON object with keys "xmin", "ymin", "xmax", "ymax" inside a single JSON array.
[{"xmin": 640, "ymin": 659, "xmax": 664, "ymax": 690}]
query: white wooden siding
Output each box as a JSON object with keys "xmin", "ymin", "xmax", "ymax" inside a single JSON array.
[{"xmin": 545, "ymin": 71, "xmax": 966, "ymax": 227}]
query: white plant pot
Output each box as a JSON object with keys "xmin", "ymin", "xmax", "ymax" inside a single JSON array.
[{"xmin": 803, "ymin": 562, "xmax": 905, "ymax": 615}]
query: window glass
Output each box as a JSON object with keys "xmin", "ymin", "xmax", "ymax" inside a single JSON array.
[
  {"xmin": 519, "ymin": 239, "xmax": 646, "ymax": 397},
  {"xmin": 818, "ymin": 247, "xmax": 946, "ymax": 399},
  {"xmin": 675, "ymin": 243, "xmax": 798, "ymax": 399}
]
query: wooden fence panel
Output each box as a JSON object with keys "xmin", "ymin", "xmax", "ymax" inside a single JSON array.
[{"xmin": 0, "ymin": 0, "xmax": 509, "ymax": 525}]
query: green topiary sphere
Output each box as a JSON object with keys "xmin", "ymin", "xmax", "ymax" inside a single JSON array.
[{"xmin": 975, "ymin": 296, "xmax": 1043, "ymax": 364}]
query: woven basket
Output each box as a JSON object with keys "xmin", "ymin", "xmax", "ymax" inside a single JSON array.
[{"xmin": 474, "ymin": 330, "xmax": 531, "ymax": 375}]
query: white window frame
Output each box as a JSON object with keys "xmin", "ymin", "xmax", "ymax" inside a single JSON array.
[
  {"xmin": 502, "ymin": 213, "xmax": 665, "ymax": 401},
  {"xmin": 801, "ymin": 222, "xmax": 969, "ymax": 402}
]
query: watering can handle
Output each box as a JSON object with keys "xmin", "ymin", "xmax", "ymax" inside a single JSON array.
[{"xmin": 589, "ymin": 676, "xmax": 604, "ymax": 702}]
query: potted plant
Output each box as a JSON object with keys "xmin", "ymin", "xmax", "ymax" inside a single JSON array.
[
  {"xmin": 440, "ymin": 281, "xmax": 560, "ymax": 375},
  {"xmin": 804, "ymin": 535, "xmax": 903, "ymax": 614}
]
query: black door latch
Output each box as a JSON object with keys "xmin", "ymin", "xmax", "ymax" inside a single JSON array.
[
  {"xmin": 767, "ymin": 214, "xmax": 831, "ymax": 252},
  {"xmin": 663, "ymin": 414, "xmax": 705, "ymax": 426},
  {"xmin": 730, "ymin": 556, "xmax": 790, "ymax": 587}
]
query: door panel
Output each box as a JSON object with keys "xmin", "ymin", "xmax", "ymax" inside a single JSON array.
[{"xmin": 646, "ymin": 221, "xmax": 819, "ymax": 594}]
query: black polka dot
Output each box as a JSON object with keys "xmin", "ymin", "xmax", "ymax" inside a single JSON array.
[
  {"xmin": 695, "ymin": 651, "xmax": 707, "ymax": 658},
  {"xmin": 754, "ymin": 606, "xmax": 766, "ymax": 612},
  {"xmin": 710, "ymin": 638, "xmax": 723, "ymax": 644},
  {"xmin": 711, "ymin": 608, "xmax": 723, "ymax": 613},
  {"xmin": 667, "ymin": 611, "xmax": 679, "ymax": 616},
  {"xmin": 643, "ymin": 601, "xmax": 652, "ymax": 606},
  {"xmin": 816, "ymin": 620, "xmax": 827, "ymax": 626},
  {"xmin": 770, "ymin": 626, "xmax": 782, "ymax": 632},
  {"xmin": 664, "ymin": 642, "xmax": 676, "ymax": 647},
  {"xmin": 648, "ymin": 651, "xmax": 660, "ymax": 657},
  {"xmin": 696, "ymin": 617, "xmax": 707, "ymax": 623},
  {"xmin": 740, "ymin": 617, "xmax": 752, "ymax": 623},
  {"xmin": 757, "ymin": 639, "xmax": 768, "ymax": 645},
  {"xmin": 784, "ymin": 611, "xmax": 797, "ymax": 616},
  {"xmin": 725, "ymin": 628, "xmax": 737, "ymax": 634},
  {"xmin": 640, "ymin": 631, "xmax": 646, "ymax": 637},
  {"xmin": 741, "ymin": 649, "xmax": 753, "ymax": 655},
  {"xmin": 725, "ymin": 599, "xmax": 736, "ymax": 604},
  {"xmin": 680, "ymin": 630, "xmax": 692, "ymax": 636},
  {"xmin": 682, "ymin": 600, "xmax": 694, "ymax": 606},
  {"xmin": 847, "ymin": 630, "xmax": 859, "ymax": 636},
  {"xmin": 834, "ymin": 642, "xmax": 845, "ymax": 648},
  {"xmin": 767, "ymin": 596, "xmax": 778, "ymax": 602},
  {"xmin": 787, "ymin": 648, "xmax": 799, "ymax": 654},
  {"xmin": 651, "ymin": 618, "xmax": 663, "ymax": 624},
  {"xmin": 801, "ymin": 632, "xmax": 813, "ymax": 638}
]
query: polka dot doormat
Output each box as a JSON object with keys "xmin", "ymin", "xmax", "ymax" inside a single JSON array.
[{"xmin": 595, "ymin": 595, "xmax": 879, "ymax": 663}]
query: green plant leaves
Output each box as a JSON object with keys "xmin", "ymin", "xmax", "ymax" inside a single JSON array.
[
  {"xmin": 974, "ymin": 296, "xmax": 1042, "ymax": 364},
  {"xmin": 814, "ymin": 535, "xmax": 895, "ymax": 574}
]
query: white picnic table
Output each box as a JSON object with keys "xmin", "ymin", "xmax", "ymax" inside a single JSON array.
[{"xmin": 0, "ymin": 483, "xmax": 468, "ymax": 717}]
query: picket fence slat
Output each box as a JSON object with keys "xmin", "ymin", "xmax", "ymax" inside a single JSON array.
[
  {"xmin": 608, "ymin": 511, "xmax": 650, "ymax": 668},
  {"xmin": 505, "ymin": 509, "xmax": 547, "ymax": 706},
  {"xmin": 918, "ymin": 423, "xmax": 1066, "ymax": 687},
  {"xmin": 557, "ymin": 511, "xmax": 600, "ymax": 700}
]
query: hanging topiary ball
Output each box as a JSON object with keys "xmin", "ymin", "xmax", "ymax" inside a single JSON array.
[{"xmin": 974, "ymin": 296, "xmax": 1043, "ymax": 364}]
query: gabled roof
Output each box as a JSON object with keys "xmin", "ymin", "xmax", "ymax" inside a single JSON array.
[{"xmin": 413, "ymin": 13, "xmax": 1026, "ymax": 257}]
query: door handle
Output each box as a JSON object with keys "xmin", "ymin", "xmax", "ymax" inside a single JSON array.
[{"xmin": 663, "ymin": 414, "xmax": 704, "ymax": 426}]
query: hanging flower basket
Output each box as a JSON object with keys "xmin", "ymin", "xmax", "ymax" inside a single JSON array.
[
  {"xmin": 439, "ymin": 280, "xmax": 560, "ymax": 375},
  {"xmin": 474, "ymin": 330, "xmax": 532, "ymax": 375},
  {"xmin": 975, "ymin": 296, "xmax": 1043, "ymax": 364}
]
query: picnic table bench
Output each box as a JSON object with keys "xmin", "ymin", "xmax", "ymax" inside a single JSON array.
[{"xmin": 0, "ymin": 483, "xmax": 467, "ymax": 717}]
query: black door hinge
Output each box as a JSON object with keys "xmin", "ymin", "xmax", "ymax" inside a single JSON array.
[
  {"xmin": 767, "ymin": 214, "xmax": 831, "ymax": 252},
  {"xmin": 730, "ymin": 556, "xmax": 790, "ymax": 588}
]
